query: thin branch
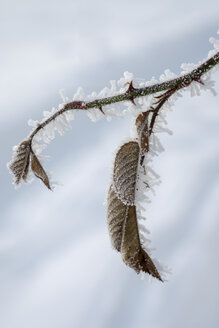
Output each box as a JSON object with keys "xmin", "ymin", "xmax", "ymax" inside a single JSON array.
[
  {"xmin": 86, "ymin": 51, "xmax": 219, "ymax": 109},
  {"xmin": 27, "ymin": 51, "xmax": 219, "ymax": 146},
  {"xmin": 28, "ymin": 101, "xmax": 87, "ymax": 140},
  {"xmin": 149, "ymin": 86, "xmax": 179, "ymax": 136}
]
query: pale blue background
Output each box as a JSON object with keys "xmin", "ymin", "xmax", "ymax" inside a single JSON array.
[{"xmin": 0, "ymin": 1, "xmax": 219, "ymax": 327}]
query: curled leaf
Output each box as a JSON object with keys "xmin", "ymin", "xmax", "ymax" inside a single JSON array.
[
  {"xmin": 121, "ymin": 205, "xmax": 162, "ymax": 281},
  {"xmin": 31, "ymin": 152, "xmax": 51, "ymax": 190},
  {"xmin": 135, "ymin": 111, "xmax": 150, "ymax": 154},
  {"xmin": 8, "ymin": 140, "xmax": 31, "ymax": 185},
  {"xmin": 107, "ymin": 184, "xmax": 162, "ymax": 281},
  {"xmin": 113, "ymin": 141, "xmax": 139, "ymax": 205}
]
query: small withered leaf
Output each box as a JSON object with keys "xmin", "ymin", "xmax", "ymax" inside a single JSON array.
[
  {"xmin": 31, "ymin": 153, "xmax": 51, "ymax": 190},
  {"xmin": 113, "ymin": 141, "xmax": 139, "ymax": 205},
  {"xmin": 121, "ymin": 205, "xmax": 162, "ymax": 281},
  {"xmin": 135, "ymin": 111, "xmax": 150, "ymax": 154},
  {"xmin": 22, "ymin": 153, "xmax": 30, "ymax": 182},
  {"xmin": 107, "ymin": 185, "xmax": 128, "ymax": 251},
  {"xmin": 9, "ymin": 140, "xmax": 31, "ymax": 185}
]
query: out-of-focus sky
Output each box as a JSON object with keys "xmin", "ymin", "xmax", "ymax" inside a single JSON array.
[{"xmin": 0, "ymin": 1, "xmax": 219, "ymax": 327}]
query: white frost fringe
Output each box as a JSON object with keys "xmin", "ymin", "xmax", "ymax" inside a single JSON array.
[{"xmin": 25, "ymin": 30, "xmax": 218, "ymax": 159}]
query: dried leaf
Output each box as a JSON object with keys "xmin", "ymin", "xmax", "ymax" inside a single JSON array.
[
  {"xmin": 22, "ymin": 155, "xmax": 30, "ymax": 182},
  {"xmin": 121, "ymin": 205, "xmax": 162, "ymax": 281},
  {"xmin": 8, "ymin": 140, "xmax": 31, "ymax": 185},
  {"xmin": 136, "ymin": 111, "xmax": 150, "ymax": 154},
  {"xmin": 107, "ymin": 185, "xmax": 128, "ymax": 251},
  {"xmin": 31, "ymin": 153, "xmax": 51, "ymax": 190},
  {"xmin": 107, "ymin": 184, "xmax": 162, "ymax": 281},
  {"xmin": 113, "ymin": 141, "xmax": 139, "ymax": 205}
]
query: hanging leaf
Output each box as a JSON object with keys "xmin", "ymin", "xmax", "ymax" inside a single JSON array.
[
  {"xmin": 107, "ymin": 184, "xmax": 162, "ymax": 281},
  {"xmin": 31, "ymin": 152, "xmax": 51, "ymax": 190},
  {"xmin": 113, "ymin": 141, "xmax": 139, "ymax": 205},
  {"xmin": 135, "ymin": 111, "xmax": 150, "ymax": 154},
  {"xmin": 107, "ymin": 184, "xmax": 128, "ymax": 251},
  {"xmin": 8, "ymin": 140, "xmax": 31, "ymax": 185},
  {"xmin": 121, "ymin": 205, "xmax": 162, "ymax": 281}
]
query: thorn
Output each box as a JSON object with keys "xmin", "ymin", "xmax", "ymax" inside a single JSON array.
[
  {"xmin": 194, "ymin": 77, "xmax": 205, "ymax": 85},
  {"xmin": 127, "ymin": 80, "xmax": 136, "ymax": 92},
  {"xmin": 130, "ymin": 97, "xmax": 136, "ymax": 106},
  {"xmin": 154, "ymin": 88, "xmax": 172, "ymax": 100},
  {"xmin": 153, "ymin": 94, "xmax": 167, "ymax": 105},
  {"xmin": 154, "ymin": 95, "xmax": 169, "ymax": 105},
  {"xmin": 99, "ymin": 106, "xmax": 105, "ymax": 115},
  {"xmin": 125, "ymin": 81, "xmax": 137, "ymax": 105},
  {"xmin": 153, "ymin": 99, "xmax": 162, "ymax": 105},
  {"xmin": 124, "ymin": 80, "xmax": 137, "ymax": 91},
  {"xmin": 154, "ymin": 93, "xmax": 164, "ymax": 99}
]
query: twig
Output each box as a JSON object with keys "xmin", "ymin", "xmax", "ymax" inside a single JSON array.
[{"xmin": 26, "ymin": 51, "xmax": 218, "ymax": 147}]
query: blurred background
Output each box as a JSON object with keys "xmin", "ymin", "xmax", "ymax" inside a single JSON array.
[{"xmin": 1, "ymin": 1, "xmax": 219, "ymax": 327}]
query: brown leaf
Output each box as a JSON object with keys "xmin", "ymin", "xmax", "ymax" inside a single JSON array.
[
  {"xmin": 107, "ymin": 184, "xmax": 162, "ymax": 281},
  {"xmin": 107, "ymin": 185, "xmax": 128, "ymax": 251},
  {"xmin": 8, "ymin": 140, "xmax": 31, "ymax": 185},
  {"xmin": 31, "ymin": 153, "xmax": 51, "ymax": 190},
  {"xmin": 135, "ymin": 111, "xmax": 150, "ymax": 154},
  {"xmin": 113, "ymin": 141, "xmax": 139, "ymax": 205},
  {"xmin": 121, "ymin": 205, "xmax": 162, "ymax": 281},
  {"xmin": 22, "ymin": 154, "xmax": 30, "ymax": 182}
]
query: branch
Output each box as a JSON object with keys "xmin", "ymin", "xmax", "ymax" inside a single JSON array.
[
  {"xmin": 87, "ymin": 51, "xmax": 219, "ymax": 110},
  {"xmin": 29, "ymin": 101, "xmax": 87, "ymax": 140},
  {"xmin": 27, "ymin": 51, "xmax": 219, "ymax": 145},
  {"xmin": 8, "ymin": 49, "xmax": 219, "ymax": 189}
]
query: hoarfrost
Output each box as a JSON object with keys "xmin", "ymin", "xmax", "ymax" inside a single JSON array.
[
  {"xmin": 25, "ymin": 29, "xmax": 219, "ymax": 151},
  {"xmin": 28, "ymin": 119, "xmax": 39, "ymax": 128},
  {"xmin": 59, "ymin": 88, "xmax": 69, "ymax": 103},
  {"xmin": 159, "ymin": 69, "xmax": 177, "ymax": 82},
  {"xmin": 10, "ymin": 29, "xmax": 218, "ymax": 199}
]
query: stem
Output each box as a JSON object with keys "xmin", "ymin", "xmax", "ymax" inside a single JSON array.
[
  {"xmin": 28, "ymin": 101, "xmax": 86, "ymax": 140},
  {"xmin": 149, "ymin": 86, "xmax": 179, "ymax": 135},
  {"xmin": 87, "ymin": 51, "xmax": 219, "ymax": 109},
  {"xmin": 28, "ymin": 51, "xmax": 219, "ymax": 145}
]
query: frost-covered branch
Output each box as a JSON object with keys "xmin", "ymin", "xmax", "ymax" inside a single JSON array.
[
  {"xmin": 30, "ymin": 50, "xmax": 219, "ymax": 145},
  {"xmin": 86, "ymin": 51, "xmax": 219, "ymax": 110},
  {"xmin": 8, "ymin": 48, "xmax": 219, "ymax": 189},
  {"xmin": 7, "ymin": 31, "xmax": 219, "ymax": 282}
]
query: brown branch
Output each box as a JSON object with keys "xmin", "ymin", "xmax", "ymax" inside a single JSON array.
[{"xmin": 148, "ymin": 86, "xmax": 179, "ymax": 136}]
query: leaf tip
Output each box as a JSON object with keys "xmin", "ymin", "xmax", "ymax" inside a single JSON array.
[{"xmin": 30, "ymin": 152, "xmax": 51, "ymax": 190}]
